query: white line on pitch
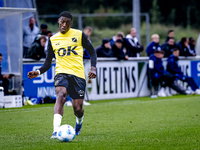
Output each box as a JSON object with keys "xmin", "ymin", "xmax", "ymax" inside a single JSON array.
[
  {"xmin": 0, "ymin": 106, "xmax": 53, "ymax": 113},
  {"xmin": 92, "ymin": 96, "xmax": 200, "ymax": 106}
]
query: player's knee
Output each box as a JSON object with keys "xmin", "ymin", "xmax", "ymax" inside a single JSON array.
[{"xmin": 73, "ymin": 105, "xmax": 81, "ymax": 112}]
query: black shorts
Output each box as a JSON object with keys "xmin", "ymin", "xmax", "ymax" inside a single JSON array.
[{"xmin": 54, "ymin": 73, "xmax": 86, "ymax": 99}]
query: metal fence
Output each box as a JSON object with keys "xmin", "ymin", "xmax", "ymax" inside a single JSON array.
[{"xmin": 39, "ymin": 12, "xmax": 150, "ymax": 45}]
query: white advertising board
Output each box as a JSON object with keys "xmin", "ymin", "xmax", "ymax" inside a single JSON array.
[{"xmin": 85, "ymin": 61, "xmax": 138, "ymax": 100}]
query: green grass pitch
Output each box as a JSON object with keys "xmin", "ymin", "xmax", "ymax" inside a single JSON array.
[{"xmin": 0, "ymin": 95, "xmax": 200, "ymax": 150}]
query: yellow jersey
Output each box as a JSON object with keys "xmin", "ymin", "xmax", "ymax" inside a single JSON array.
[{"xmin": 50, "ymin": 28, "xmax": 85, "ymax": 79}]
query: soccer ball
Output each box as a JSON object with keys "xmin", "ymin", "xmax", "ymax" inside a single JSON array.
[{"xmin": 57, "ymin": 124, "xmax": 75, "ymax": 142}]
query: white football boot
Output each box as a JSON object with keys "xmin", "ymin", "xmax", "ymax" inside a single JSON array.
[
  {"xmin": 83, "ymin": 100, "xmax": 91, "ymax": 106},
  {"xmin": 65, "ymin": 100, "xmax": 72, "ymax": 106},
  {"xmin": 165, "ymin": 87, "xmax": 172, "ymax": 96},
  {"xmin": 158, "ymin": 87, "xmax": 166, "ymax": 97},
  {"xmin": 195, "ymin": 89, "xmax": 200, "ymax": 95}
]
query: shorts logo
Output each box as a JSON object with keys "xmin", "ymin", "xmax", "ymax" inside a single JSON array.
[
  {"xmin": 78, "ymin": 90, "xmax": 84, "ymax": 97},
  {"xmin": 72, "ymin": 37, "xmax": 77, "ymax": 42},
  {"xmin": 54, "ymin": 80, "xmax": 59, "ymax": 86}
]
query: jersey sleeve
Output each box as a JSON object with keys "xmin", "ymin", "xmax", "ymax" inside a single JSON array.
[
  {"xmin": 82, "ymin": 32, "xmax": 97, "ymax": 68},
  {"xmin": 38, "ymin": 40, "xmax": 54, "ymax": 74}
]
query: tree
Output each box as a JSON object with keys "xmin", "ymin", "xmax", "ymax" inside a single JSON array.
[{"xmin": 149, "ymin": 0, "xmax": 161, "ymax": 24}]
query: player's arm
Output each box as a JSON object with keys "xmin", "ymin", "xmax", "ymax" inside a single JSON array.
[
  {"xmin": 82, "ymin": 32, "xmax": 97, "ymax": 79},
  {"xmin": 27, "ymin": 40, "xmax": 54, "ymax": 79}
]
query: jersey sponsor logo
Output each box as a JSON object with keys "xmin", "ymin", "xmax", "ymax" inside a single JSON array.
[
  {"xmin": 58, "ymin": 46, "xmax": 78, "ymax": 56},
  {"xmin": 72, "ymin": 37, "xmax": 77, "ymax": 42},
  {"xmin": 58, "ymin": 48, "xmax": 66, "ymax": 56}
]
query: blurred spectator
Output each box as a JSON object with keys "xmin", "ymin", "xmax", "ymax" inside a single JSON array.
[
  {"xmin": 146, "ymin": 34, "xmax": 161, "ymax": 56},
  {"xmin": 112, "ymin": 39, "xmax": 128, "ymax": 60},
  {"xmin": 47, "ymin": 31, "xmax": 53, "ymax": 38},
  {"xmin": 40, "ymin": 24, "xmax": 48, "ymax": 35},
  {"xmin": 0, "ymin": 53, "xmax": 14, "ymax": 95},
  {"xmin": 84, "ymin": 26, "xmax": 92, "ymax": 40},
  {"xmin": 96, "ymin": 38, "xmax": 113, "ymax": 57},
  {"xmin": 149, "ymin": 49, "xmax": 190, "ymax": 97},
  {"xmin": 34, "ymin": 24, "xmax": 48, "ymax": 41},
  {"xmin": 26, "ymin": 35, "xmax": 46, "ymax": 60},
  {"xmin": 23, "ymin": 17, "xmax": 39, "ymax": 58},
  {"xmin": 125, "ymin": 28, "xmax": 143, "ymax": 57},
  {"xmin": 110, "ymin": 32, "xmax": 125, "ymax": 47},
  {"xmin": 167, "ymin": 48, "xmax": 200, "ymax": 94},
  {"xmin": 82, "ymin": 26, "xmax": 93, "ymax": 106},
  {"xmin": 110, "ymin": 32, "xmax": 128, "ymax": 56},
  {"xmin": 165, "ymin": 30, "xmax": 174, "ymax": 42},
  {"xmin": 177, "ymin": 37, "xmax": 194, "ymax": 56},
  {"xmin": 44, "ymin": 31, "xmax": 53, "ymax": 55},
  {"xmin": 188, "ymin": 37, "xmax": 196, "ymax": 56},
  {"xmin": 161, "ymin": 37, "xmax": 176, "ymax": 57},
  {"xmin": 83, "ymin": 26, "xmax": 92, "ymax": 59}
]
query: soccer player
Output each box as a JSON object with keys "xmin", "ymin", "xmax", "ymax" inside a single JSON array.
[
  {"xmin": 167, "ymin": 48, "xmax": 200, "ymax": 94},
  {"xmin": 27, "ymin": 11, "xmax": 97, "ymax": 138}
]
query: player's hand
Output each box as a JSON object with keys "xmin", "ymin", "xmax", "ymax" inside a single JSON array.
[
  {"xmin": 88, "ymin": 66, "xmax": 96, "ymax": 79},
  {"xmin": 3, "ymin": 74, "xmax": 9, "ymax": 79},
  {"xmin": 28, "ymin": 71, "xmax": 39, "ymax": 79}
]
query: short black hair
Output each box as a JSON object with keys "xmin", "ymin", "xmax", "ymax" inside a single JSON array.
[
  {"xmin": 172, "ymin": 48, "xmax": 179, "ymax": 52},
  {"xmin": 115, "ymin": 39, "xmax": 123, "ymax": 43},
  {"xmin": 154, "ymin": 49, "xmax": 165, "ymax": 54},
  {"xmin": 0, "ymin": 53, "xmax": 2, "ymax": 56},
  {"xmin": 168, "ymin": 30, "xmax": 174, "ymax": 34},
  {"xmin": 46, "ymin": 31, "xmax": 52, "ymax": 34},
  {"xmin": 102, "ymin": 38, "xmax": 110, "ymax": 45},
  {"xmin": 59, "ymin": 11, "xmax": 72, "ymax": 21},
  {"xmin": 180, "ymin": 37, "xmax": 187, "ymax": 44},
  {"xmin": 40, "ymin": 24, "xmax": 48, "ymax": 29},
  {"xmin": 189, "ymin": 37, "xmax": 194, "ymax": 42}
]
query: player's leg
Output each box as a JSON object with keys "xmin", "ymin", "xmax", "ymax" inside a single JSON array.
[
  {"xmin": 184, "ymin": 76, "xmax": 199, "ymax": 91},
  {"xmin": 69, "ymin": 75, "xmax": 86, "ymax": 135},
  {"xmin": 54, "ymin": 86, "xmax": 68, "ymax": 115},
  {"xmin": 51, "ymin": 86, "xmax": 68, "ymax": 138},
  {"xmin": 2, "ymin": 78, "xmax": 9, "ymax": 95},
  {"xmin": 73, "ymin": 99, "xmax": 84, "ymax": 135}
]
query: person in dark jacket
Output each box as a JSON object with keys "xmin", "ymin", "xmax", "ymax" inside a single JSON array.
[
  {"xmin": 167, "ymin": 48, "xmax": 200, "ymax": 94},
  {"xmin": 110, "ymin": 32, "xmax": 125, "ymax": 47},
  {"xmin": 0, "ymin": 53, "xmax": 14, "ymax": 95},
  {"xmin": 125, "ymin": 28, "xmax": 143, "ymax": 57},
  {"xmin": 177, "ymin": 37, "xmax": 194, "ymax": 56},
  {"xmin": 165, "ymin": 30, "xmax": 174, "ymax": 42},
  {"xmin": 96, "ymin": 38, "xmax": 113, "ymax": 57},
  {"xmin": 83, "ymin": 26, "xmax": 93, "ymax": 59},
  {"xmin": 146, "ymin": 34, "xmax": 161, "ymax": 56},
  {"xmin": 149, "ymin": 49, "xmax": 190, "ymax": 97},
  {"xmin": 161, "ymin": 37, "xmax": 177, "ymax": 57},
  {"xmin": 188, "ymin": 37, "xmax": 196, "ymax": 56},
  {"xmin": 112, "ymin": 39, "xmax": 128, "ymax": 60},
  {"xmin": 26, "ymin": 35, "xmax": 46, "ymax": 60},
  {"xmin": 149, "ymin": 50, "xmax": 173, "ymax": 88}
]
